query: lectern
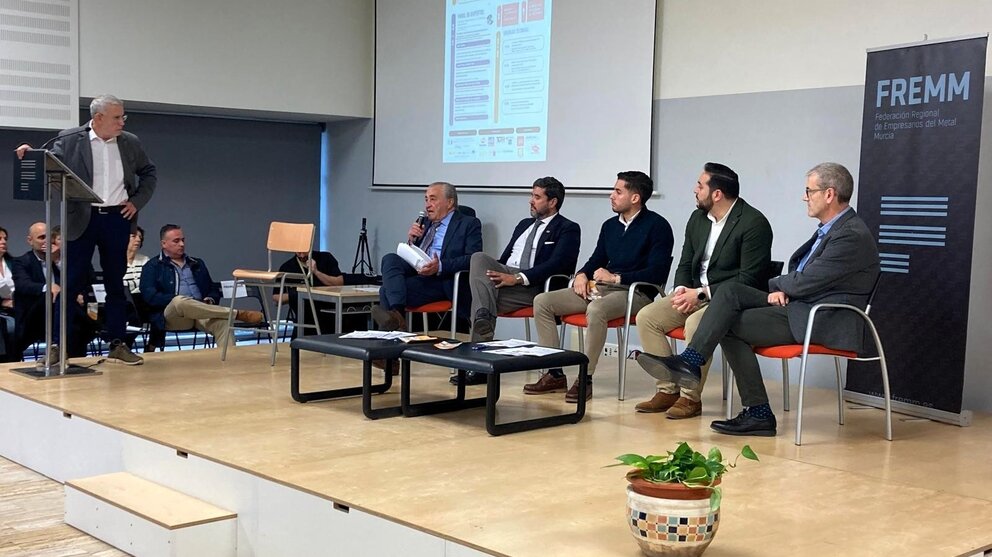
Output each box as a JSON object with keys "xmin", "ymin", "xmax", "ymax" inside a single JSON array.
[{"xmin": 12, "ymin": 149, "xmax": 103, "ymax": 379}]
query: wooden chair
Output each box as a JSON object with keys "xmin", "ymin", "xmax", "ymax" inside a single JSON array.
[{"xmin": 221, "ymin": 222, "xmax": 321, "ymax": 366}]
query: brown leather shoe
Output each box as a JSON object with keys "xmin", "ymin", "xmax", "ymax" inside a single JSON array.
[
  {"xmin": 666, "ymin": 397, "xmax": 702, "ymax": 419},
  {"xmin": 565, "ymin": 379, "xmax": 592, "ymax": 403},
  {"xmin": 523, "ymin": 373, "xmax": 568, "ymax": 395},
  {"xmin": 371, "ymin": 359, "xmax": 399, "ymax": 375},
  {"xmin": 634, "ymin": 391, "xmax": 680, "ymax": 413},
  {"xmin": 237, "ymin": 310, "xmax": 265, "ymax": 324},
  {"xmin": 372, "ymin": 306, "xmax": 406, "ymax": 332}
]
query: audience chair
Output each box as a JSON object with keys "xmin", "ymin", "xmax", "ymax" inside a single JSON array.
[
  {"xmin": 221, "ymin": 222, "xmax": 322, "ymax": 366},
  {"xmin": 740, "ymin": 276, "xmax": 890, "ymax": 445},
  {"xmin": 497, "ymin": 274, "xmax": 570, "ymax": 341}
]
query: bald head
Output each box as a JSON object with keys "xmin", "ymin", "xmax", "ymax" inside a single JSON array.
[{"xmin": 27, "ymin": 222, "xmax": 47, "ymax": 255}]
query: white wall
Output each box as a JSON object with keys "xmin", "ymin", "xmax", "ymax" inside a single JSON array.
[
  {"xmin": 655, "ymin": 0, "xmax": 992, "ymax": 99},
  {"xmin": 79, "ymin": 0, "xmax": 373, "ymax": 119}
]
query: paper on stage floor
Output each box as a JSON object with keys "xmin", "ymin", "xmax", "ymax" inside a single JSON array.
[{"xmin": 396, "ymin": 242, "xmax": 431, "ymax": 271}]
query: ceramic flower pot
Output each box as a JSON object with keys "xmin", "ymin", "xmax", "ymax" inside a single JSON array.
[{"xmin": 625, "ymin": 472, "xmax": 720, "ymax": 557}]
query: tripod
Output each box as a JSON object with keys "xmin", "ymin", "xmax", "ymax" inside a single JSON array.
[{"xmin": 352, "ymin": 217, "xmax": 375, "ymax": 275}]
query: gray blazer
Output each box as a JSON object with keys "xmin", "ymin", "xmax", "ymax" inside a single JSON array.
[
  {"xmin": 769, "ymin": 208, "xmax": 879, "ymax": 353},
  {"xmin": 50, "ymin": 126, "xmax": 157, "ymax": 241}
]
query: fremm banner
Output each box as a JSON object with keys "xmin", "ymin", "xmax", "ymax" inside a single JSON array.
[{"xmin": 848, "ymin": 35, "xmax": 987, "ymax": 417}]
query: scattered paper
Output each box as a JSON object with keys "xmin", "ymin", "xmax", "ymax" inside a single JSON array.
[
  {"xmin": 488, "ymin": 346, "xmax": 563, "ymax": 357},
  {"xmin": 400, "ymin": 335, "xmax": 438, "ymax": 344},
  {"xmin": 434, "ymin": 341, "xmax": 463, "ymax": 350},
  {"xmin": 340, "ymin": 331, "xmax": 415, "ymax": 340},
  {"xmin": 475, "ymin": 339, "xmax": 535, "ymax": 348}
]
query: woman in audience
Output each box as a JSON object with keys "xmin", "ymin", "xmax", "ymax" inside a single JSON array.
[
  {"xmin": 0, "ymin": 226, "xmax": 17, "ymax": 362},
  {"xmin": 123, "ymin": 226, "xmax": 148, "ymax": 294}
]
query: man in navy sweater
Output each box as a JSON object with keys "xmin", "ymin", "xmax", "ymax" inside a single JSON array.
[{"xmin": 529, "ymin": 171, "xmax": 675, "ymax": 402}]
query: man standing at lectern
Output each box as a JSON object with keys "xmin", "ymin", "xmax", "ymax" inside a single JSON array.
[{"xmin": 15, "ymin": 94, "xmax": 156, "ymax": 366}]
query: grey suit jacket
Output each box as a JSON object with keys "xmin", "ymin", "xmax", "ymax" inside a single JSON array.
[
  {"xmin": 50, "ymin": 126, "xmax": 157, "ymax": 241},
  {"xmin": 769, "ymin": 208, "xmax": 879, "ymax": 353}
]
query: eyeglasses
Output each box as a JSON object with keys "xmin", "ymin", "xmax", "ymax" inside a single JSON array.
[
  {"xmin": 98, "ymin": 113, "xmax": 128, "ymax": 122},
  {"xmin": 804, "ymin": 187, "xmax": 828, "ymax": 197}
]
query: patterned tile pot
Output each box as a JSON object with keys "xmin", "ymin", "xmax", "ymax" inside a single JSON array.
[{"xmin": 625, "ymin": 471, "xmax": 720, "ymax": 557}]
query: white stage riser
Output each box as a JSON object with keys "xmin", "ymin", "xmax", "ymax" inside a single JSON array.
[
  {"xmin": 65, "ymin": 485, "xmax": 237, "ymax": 557},
  {"xmin": 0, "ymin": 391, "xmax": 490, "ymax": 557}
]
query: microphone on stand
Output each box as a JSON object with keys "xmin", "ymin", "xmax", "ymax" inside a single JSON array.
[{"xmin": 36, "ymin": 125, "xmax": 92, "ymax": 151}]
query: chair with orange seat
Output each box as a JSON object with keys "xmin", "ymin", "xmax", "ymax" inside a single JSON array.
[
  {"xmin": 741, "ymin": 276, "xmax": 890, "ymax": 445},
  {"xmin": 497, "ymin": 274, "xmax": 570, "ymax": 342},
  {"xmin": 405, "ymin": 271, "xmax": 466, "ymax": 338}
]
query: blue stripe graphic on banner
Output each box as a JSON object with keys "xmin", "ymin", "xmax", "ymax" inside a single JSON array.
[
  {"xmin": 880, "ymin": 211, "xmax": 948, "ymax": 217},
  {"xmin": 880, "ymin": 204, "xmax": 948, "ymax": 209},
  {"xmin": 879, "ymin": 232, "xmax": 946, "ymax": 239},
  {"xmin": 879, "ymin": 225, "xmax": 946, "ymax": 231},
  {"xmin": 881, "ymin": 267, "xmax": 910, "ymax": 274},
  {"xmin": 879, "ymin": 239, "xmax": 945, "ymax": 246},
  {"xmin": 880, "ymin": 196, "xmax": 949, "ymax": 201}
]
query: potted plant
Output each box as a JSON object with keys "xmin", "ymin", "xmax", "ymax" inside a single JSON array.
[{"xmin": 608, "ymin": 442, "xmax": 758, "ymax": 557}]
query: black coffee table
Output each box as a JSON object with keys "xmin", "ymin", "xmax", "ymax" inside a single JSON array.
[
  {"xmin": 290, "ymin": 334, "xmax": 404, "ymax": 419},
  {"xmin": 399, "ymin": 343, "xmax": 590, "ymax": 435}
]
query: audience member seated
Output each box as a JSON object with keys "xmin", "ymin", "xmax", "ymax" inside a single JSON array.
[
  {"xmin": 140, "ymin": 224, "xmax": 264, "ymax": 352},
  {"xmin": 274, "ymin": 250, "xmax": 345, "ymax": 336},
  {"xmin": 123, "ymin": 226, "xmax": 149, "ymax": 294},
  {"xmin": 371, "ymin": 181, "xmax": 482, "ymax": 331},
  {"xmin": 12, "ymin": 222, "xmax": 58, "ymax": 359},
  {"xmin": 529, "ymin": 171, "xmax": 675, "ymax": 403},
  {"xmin": 0, "ymin": 226, "xmax": 15, "ymax": 362}
]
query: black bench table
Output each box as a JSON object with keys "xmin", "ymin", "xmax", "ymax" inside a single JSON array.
[
  {"xmin": 399, "ymin": 343, "xmax": 590, "ymax": 436},
  {"xmin": 290, "ymin": 334, "xmax": 405, "ymax": 419}
]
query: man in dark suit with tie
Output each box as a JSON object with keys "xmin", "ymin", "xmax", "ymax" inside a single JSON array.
[
  {"xmin": 633, "ymin": 163, "xmax": 772, "ymax": 419},
  {"xmin": 456, "ymin": 177, "xmax": 581, "ymax": 384},
  {"xmin": 641, "ymin": 162, "xmax": 880, "ymax": 436},
  {"xmin": 15, "ymin": 94, "xmax": 156, "ymax": 366},
  {"xmin": 372, "ymin": 182, "xmax": 483, "ymax": 332}
]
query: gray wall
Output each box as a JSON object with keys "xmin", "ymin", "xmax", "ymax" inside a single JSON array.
[
  {"xmin": 325, "ymin": 81, "xmax": 992, "ymax": 412},
  {"xmin": 1, "ymin": 112, "xmax": 322, "ymax": 279}
]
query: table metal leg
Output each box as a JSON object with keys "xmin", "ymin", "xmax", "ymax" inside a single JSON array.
[
  {"xmin": 291, "ymin": 348, "xmax": 399, "ymax": 420},
  {"xmin": 485, "ymin": 363, "xmax": 587, "ymax": 436},
  {"xmin": 401, "ymin": 368, "xmax": 486, "ymax": 417}
]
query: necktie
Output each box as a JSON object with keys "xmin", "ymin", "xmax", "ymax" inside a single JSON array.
[
  {"xmin": 797, "ymin": 229, "xmax": 823, "ymax": 272},
  {"xmin": 518, "ymin": 218, "xmax": 541, "ymax": 271},
  {"xmin": 419, "ymin": 221, "xmax": 440, "ymax": 255}
]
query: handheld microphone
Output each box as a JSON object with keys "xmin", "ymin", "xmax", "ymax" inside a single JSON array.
[
  {"xmin": 37, "ymin": 125, "xmax": 91, "ymax": 151},
  {"xmin": 415, "ymin": 211, "xmax": 429, "ymax": 229}
]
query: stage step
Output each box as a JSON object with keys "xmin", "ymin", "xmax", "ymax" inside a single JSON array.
[{"xmin": 65, "ymin": 472, "xmax": 237, "ymax": 557}]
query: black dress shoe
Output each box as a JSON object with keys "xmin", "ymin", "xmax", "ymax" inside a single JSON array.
[
  {"xmin": 635, "ymin": 352, "xmax": 702, "ymax": 391},
  {"xmin": 449, "ymin": 370, "xmax": 487, "ymax": 385},
  {"xmin": 710, "ymin": 410, "xmax": 777, "ymax": 437}
]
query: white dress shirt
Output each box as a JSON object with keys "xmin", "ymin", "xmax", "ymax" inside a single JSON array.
[
  {"xmin": 89, "ymin": 125, "xmax": 128, "ymax": 206},
  {"xmin": 699, "ymin": 199, "xmax": 738, "ymax": 289},
  {"xmin": 506, "ymin": 213, "xmax": 557, "ymax": 285}
]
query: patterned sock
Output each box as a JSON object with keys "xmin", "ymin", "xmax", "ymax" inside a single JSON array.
[
  {"xmin": 680, "ymin": 347, "xmax": 706, "ymax": 367},
  {"xmin": 548, "ymin": 368, "xmax": 565, "ymax": 378},
  {"xmin": 746, "ymin": 403, "xmax": 774, "ymax": 419}
]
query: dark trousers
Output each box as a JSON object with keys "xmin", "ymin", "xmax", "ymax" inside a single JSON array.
[
  {"xmin": 56, "ymin": 209, "xmax": 130, "ymax": 347},
  {"xmin": 379, "ymin": 253, "xmax": 449, "ymax": 312},
  {"xmin": 688, "ymin": 282, "xmax": 797, "ymax": 408}
]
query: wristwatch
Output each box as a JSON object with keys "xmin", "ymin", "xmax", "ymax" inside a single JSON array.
[
  {"xmin": 696, "ymin": 287, "xmax": 707, "ymax": 302},
  {"xmin": 514, "ymin": 272, "xmax": 524, "ymax": 285}
]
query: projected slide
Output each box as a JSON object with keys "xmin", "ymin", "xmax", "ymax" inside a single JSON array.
[{"xmin": 443, "ymin": 0, "xmax": 553, "ymax": 164}]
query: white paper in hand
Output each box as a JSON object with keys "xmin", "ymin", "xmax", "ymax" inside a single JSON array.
[{"xmin": 397, "ymin": 242, "xmax": 430, "ymax": 271}]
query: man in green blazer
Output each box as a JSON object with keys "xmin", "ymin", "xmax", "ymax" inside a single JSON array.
[{"xmin": 634, "ymin": 163, "xmax": 772, "ymax": 418}]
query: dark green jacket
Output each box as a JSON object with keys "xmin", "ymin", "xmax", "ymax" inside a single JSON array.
[{"xmin": 672, "ymin": 198, "xmax": 773, "ymax": 295}]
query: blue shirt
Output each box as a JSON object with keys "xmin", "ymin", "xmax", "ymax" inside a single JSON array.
[
  {"xmin": 171, "ymin": 257, "xmax": 203, "ymax": 299},
  {"xmin": 797, "ymin": 207, "xmax": 852, "ymax": 272}
]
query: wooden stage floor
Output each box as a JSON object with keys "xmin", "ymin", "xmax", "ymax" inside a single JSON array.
[{"xmin": 1, "ymin": 344, "xmax": 991, "ymax": 556}]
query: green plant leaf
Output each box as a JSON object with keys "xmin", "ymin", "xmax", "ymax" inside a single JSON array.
[
  {"xmin": 685, "ymin": 466, "xmax": 709, "ymax": 483},
  {"xmin": 612, "ymin": 454, "xmax": 650, "ymax": 468},
  {"xmin": 708, "ymin": 446, "xmax": 723, "ymax": 463},
  {"xmin": 741, "ymin": 445, "xmax": 759, "ymax": 461},
  {"xmin": 709, "ymin": 488, "xmax": 722, "ymax": 511}
]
